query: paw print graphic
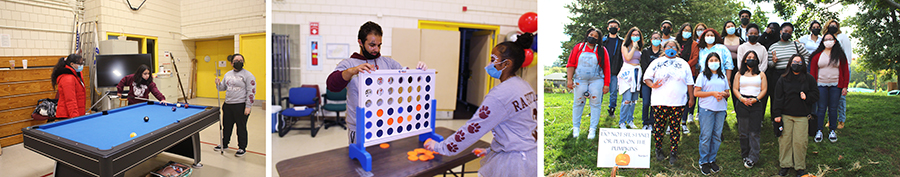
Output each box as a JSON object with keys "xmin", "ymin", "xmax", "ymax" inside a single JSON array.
[
  {"xmin": 467, "ymin": 123, "xmax": 481, "ymax": 133},
  {"xmin": 454, "ymin": 130, "xmax": 466, "ymax": 142},
  {"xmin": 478, "ymin": 106, "xmax": 491, "ymax": 119},
  {"xmin": 447, "ymin": 143, "xmax": 459, "ymax": 153}
]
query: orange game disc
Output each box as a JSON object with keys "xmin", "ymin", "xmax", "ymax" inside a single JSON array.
[
  {"xmin": 397, "ymin": 116, "xmax": 403, "ymax": 123},
  {"xmin": 424, "ymin": 151, "xmax": 433, "ymax": 156},
  {"xmin": 424, "ymin": 154, "xmax": 435, "ymax": 160},
  {"xmin": 415, "ymin": 148, "xmax": 427, "ymax": 154},
  {"xmin": 377, "ymin": 109, "xmax": 384, "ymax": 117},
  {"xmin": 473, "ymin": 149, "xmax": 483, "ymax": 154},
  {"xmin": 387, "ymin": 118, "xmax": 393, "ymax": 125},
  {"xmin": 408, "ymin": 155, "xmax": 418, "ymax": 161},
  {"xmin": 416, "ymin": 104, "xmax": 422, "ymax": 111},
  {"xmin": 419, "ymin": 155, "xmax": 429, "ymax": 161},
  {"xmin": 407, "ymin": 151, "xmax": 417, "ymax": 156},
  {"xmin": 407, "ymin": 115, "xmax": 412, "ymax": 122},
  {"xmin": 433, "ymin": 151, "xmax": 439, "ymax": 155},
  {"xmin": 379, "ymin": 143, "xmax": 390, "ymax": 149}
]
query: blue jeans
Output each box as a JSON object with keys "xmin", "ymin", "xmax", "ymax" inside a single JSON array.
[
  {"xmin": 619, "ymin": 90, "xmax": 639, "ymax": 124},
  {"xmin": 572, "ymin": 78, "xmax": 605, "ymax": 130},
  {"xmin": 838, "ymin": 95, "xmax": 846, "ymax": 122},
  {"xmin": 817, "ymin": 86, "xmax": 841, "ymax": 131},
  {"xmin": 641, "ymin": 84, "xmax": 654, "ymax": 126},
  {"xmin": 698, "ymin": 108, "xmax": 726, "ymax": 165},
  {"xmin": 608, "ymin": 76, "xmax": 619, "ymax": 110}
]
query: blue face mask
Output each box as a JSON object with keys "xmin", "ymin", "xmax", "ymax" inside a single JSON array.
[
  {"xmin": 75, "ymin": 65, "xmax": 83, "ymax": 72},
  {"xmin": 630, "ymin": 36, "xmax": 640, "ymax": 42},
  {"xmin": 665, "ymin": 49, "xmax": 678, "ymax": 58},
  {"xmin": 485, "ymin": 60, "xmax": 506, "ymax": 79},
  {"xmin": 726, "ymin": 27, "xmax": 736, "ymax": 35},
  {"xmin": 708, "ymin": 62, "xmax": 720, "ymax": 71},
  {"xmin": 682, "ymin": 32, "xmax": 692, "ymax": 39},
  {"xmin": 651, "ymin": 39, "xmax": 661, "ymax": 46},
  {"xmin": 705, "ymin": 36, "xmax": 716, "ymax": 44}
]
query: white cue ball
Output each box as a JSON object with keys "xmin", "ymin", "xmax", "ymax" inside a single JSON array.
[{"xmin": 176, "ymin": 103, "xmax": 181, "ymax": 107}]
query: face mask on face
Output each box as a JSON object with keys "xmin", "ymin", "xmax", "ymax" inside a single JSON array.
[
  {"xmin": 651, "ymin": 39, "xmax": 661, "ymax": 46},
  {"xmin": 781, "ymin": 33, "xmax": 792, "ymax": 41},
  {"xmin": 824, "ymin": 40, "xmax": 835, "ymax": 48},
  {"xmin": 682, "ymin": 32, "xmax": 692, "ymax": 39},
  {"xmin": 631, "ymin": 36, "xmax": 640, "ymax": 43},
  {"xmin": 75, "ymin": 65, "xmax": 83, "ymax": 72},
  {"xmin": 586, "ymin": 36, "xmax": 599, "ymax": 44},
  {"xmin": 233, "ymin": 61, "xmax": 244, "ymax": 71},
  {"xmin": 485, "ymin": 60, "xmax": 507, "ymax": 79},
  {"xmin": 740, "ymin": 18, "xmax": 750, "ymax": 25},
  {"xmin": 361, "ymin": 46, "xmax": 381, "ymax": 59},
  {"xmin": 662, "ymin": 28, "xmax": 671, "ymax": 35},
  {"xmin": 748, "ymin": 35, "xmax": 760, "ymax": 43},
  {"xmin": 726, "ymin": 27, "xmax": 736, "ymax": 35},
  {"xmin": 708, "ymin": 61, "xmax": 720, "ymax": 71},
  {"xmin": 811, "ymin": 28, "xmax": 821, "ymax": 35},
  {"xmin": 705, "ymin": 36, "xmax": 716, "ymax": 44},
  {"xmin": 665, "ymin": 48, "xmax": 678, "ymax": 58},
  {"xmin": 746, "ymin": 59, "xmax": 759, "ymax": 67},
  {"xmin": 609, "ymin": 27, "xmax": 619, "ymax": 34},
  {"xmin": 827, "ymin": 26, "xmax": 839, "ymax": 34},
  {"xmin": 696, "ymin": 30, "xmax": 705, "ymax": 36},
  {"xmin": 791, "ymin": 63, "xmax": 804, "ymax": 72}
]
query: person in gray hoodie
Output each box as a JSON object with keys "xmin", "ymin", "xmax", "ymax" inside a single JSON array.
[{"xmin": 214, "ymin": 53, "xmax": 257, "ymax": 157}]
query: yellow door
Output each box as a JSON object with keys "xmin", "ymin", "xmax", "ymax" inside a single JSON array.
[
  {"xmin": 196, "ymin": 39, "xmax": 234, "ymax": 98},
  {"xmin": 240, "ymin": 33, "xmax": 266, "ymax": 102}
]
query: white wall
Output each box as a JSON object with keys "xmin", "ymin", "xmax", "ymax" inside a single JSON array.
[
  {"xmin": 181, "ymin": 0, "xmax": 266, "ymax": 40},
  {"xmin": 0, "ymin": 0, "xmax": 79, "ymax": 56},
  {"xmin": 272, "ymin": 0, "xmax": 538, "ymax": 93}
]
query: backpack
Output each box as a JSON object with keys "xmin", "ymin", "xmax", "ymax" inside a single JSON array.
[{"xmin": 32, "ymin": 98, "xmax": 58, "ymax": 120}]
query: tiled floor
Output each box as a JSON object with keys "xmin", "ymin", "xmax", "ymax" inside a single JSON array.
[
  {"xmin": 0, "ymin": 98, "xmax": 266, "ymax": 177},
  {"xmin": 270, "ymin": 114, "xmax": 491, "ymax": 177}
]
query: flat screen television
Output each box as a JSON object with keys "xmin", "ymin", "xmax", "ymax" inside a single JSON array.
[{"xmin": 95, "ymin": 54, "xmax": 154, "ymax": 87}]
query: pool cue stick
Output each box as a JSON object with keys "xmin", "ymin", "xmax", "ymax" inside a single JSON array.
[{"xmin": 216, "ymin": 64, "xmax": 224, "ymax": 154}]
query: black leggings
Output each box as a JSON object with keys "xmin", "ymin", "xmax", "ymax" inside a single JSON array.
[{"xmin": 223, "ymin": 103, "xmax": 249, "ymax": 149}]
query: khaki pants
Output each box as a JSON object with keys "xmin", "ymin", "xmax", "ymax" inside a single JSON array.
[{"xmin": 779, "ymin": 114, "xmax": 808, "ymax": 170}]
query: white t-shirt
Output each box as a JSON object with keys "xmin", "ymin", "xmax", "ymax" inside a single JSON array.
[
  {"xmin": 798, "ymin": 35, "xmax": 821, "ymax": 54},
  {"xmin": 695, "ymin": 74, "xmax": 729, "ymax": 111},
  {"xmin": 644, "ymin": 57, "xmax": 695, "ymax": 106}
]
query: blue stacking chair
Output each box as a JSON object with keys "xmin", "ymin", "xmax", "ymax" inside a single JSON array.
[{"xmin": 279, "ymin": 87, "xmax": 319, "ymax": 137}]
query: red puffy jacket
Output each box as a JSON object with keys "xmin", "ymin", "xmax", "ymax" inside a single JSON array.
[{"xmin": 55, "ymin": 65, "xmax": 86, "ymax": 119}]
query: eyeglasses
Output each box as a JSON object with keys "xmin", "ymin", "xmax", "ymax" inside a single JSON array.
[{"xmin": 490, "ymin": 54, "xmax": 505, "ymax": 63}]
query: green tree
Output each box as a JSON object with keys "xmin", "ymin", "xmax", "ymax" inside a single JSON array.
[
  {"xmin": 558, "ymin": 0, "xmax": 743, "ymax": 66},
  {"xmin": 849, "ymin": 2, "xmax": 900, "ymax": 85}
]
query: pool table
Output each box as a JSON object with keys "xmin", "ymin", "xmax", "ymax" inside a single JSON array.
[{"xmin": 22, "ymin": 101, "xmax": 220, "ymax": 177}]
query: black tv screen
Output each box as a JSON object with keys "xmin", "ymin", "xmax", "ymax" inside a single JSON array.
[{"xmin": 95, "ymin": 54, "xmax": 154, "ymax": 87}]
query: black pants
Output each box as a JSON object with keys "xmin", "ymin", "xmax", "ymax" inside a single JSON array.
[{"xmin": 223, "ymin": 103, "xmax": 249, "ymax": 149}]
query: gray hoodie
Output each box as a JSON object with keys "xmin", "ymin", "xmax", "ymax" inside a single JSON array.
[{"xmin": 217, "ymin": 69, "xmax": 256, "ymax": 108}]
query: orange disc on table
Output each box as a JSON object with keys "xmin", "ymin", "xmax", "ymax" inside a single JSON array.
[
  {"xmin": 397, "ymin": 116, "xmax": 403, "ymax": 123},
  {"xmin": 387, "ymin": 118, "xmax": 393, "ymax": 125},
  {"xmin": 408, "ymin": 155, "xmax": 418, "ymax": 161},
  {"xmin": 379, "ymin": 143, "xmax": 390, "ymax": 149},
  {"xmin": 419, "ymin": 155, "xmax": 430, "ymax": 161},
  {"xmin": 377, "ymin": 109, "xmax": 384, "ymax": 117},
  {"xmin": 432, "ymin": 151, "xmax": 439, "ymax": 155},
  {"xmin": 424, "ymin": 151, "xmax": 433, "ymax": 156},
  {"xmin": 424, "ymin": 154, "xmax": 434, "ymax": 160},
  {"xmin": 415, "ymin": 148, "xmax": 427, "ymax": 153},
  {"xmin": 416, "ymin": 104, "xmax": 422, "ymax": 111},
  {"xmin": 407, "ymin": 151, "xmax": 417, "ymax": 156}
]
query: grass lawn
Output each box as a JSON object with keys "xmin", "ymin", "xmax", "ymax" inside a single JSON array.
[{"xmin": 544, "ymin": 92, "xmax": 900, "ymax": 176}]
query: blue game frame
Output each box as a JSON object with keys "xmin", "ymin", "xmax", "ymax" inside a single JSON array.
[{"xmin": 349, "ymin": 99, "xmax": 443, "ymax": 171}]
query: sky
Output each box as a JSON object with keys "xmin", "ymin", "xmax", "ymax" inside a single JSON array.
[{"xmin": 538, "ymin": 0, "xmax": 862, "ymax": 67}]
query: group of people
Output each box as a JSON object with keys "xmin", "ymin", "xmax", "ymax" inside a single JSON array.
[
  {"xmin": 50, "ymin": 53, "xmax": 256, "ymax": 157},
  {"xmin": 565, "ymin": 9, "xmax": 852, "ymax": 176}
]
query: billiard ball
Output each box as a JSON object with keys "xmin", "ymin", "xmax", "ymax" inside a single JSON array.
[
  {"xmin": 172, "ymin": 107, "xmax": 176, "ymax": 111},
  {"xmin": 130, "ymin": 132, "xmax": 136, "ymax": 138},
  {"xmin": 144, "ymin": 116, "xmax": 149, "ymax": 122},
  {"xmin": 183, "ymin": 104, "xmax": 188, "ymax": 108},
  {"xmin": 176, "ymin": 103, "xmax": 181, "ymax": 107}
]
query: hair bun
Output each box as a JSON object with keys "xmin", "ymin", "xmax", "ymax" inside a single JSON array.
[{"xmin": 515, "ymin": 33, "xmax": 534, "ymax": 50}]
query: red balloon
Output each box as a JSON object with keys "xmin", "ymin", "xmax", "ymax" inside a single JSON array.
[
  {"xmin": 522, "ymin": 49, "xmax": 534, "ymax": 67},
  {"xmin": 518, "ymin": 12, "xmax": 538, "ymax": 33}
]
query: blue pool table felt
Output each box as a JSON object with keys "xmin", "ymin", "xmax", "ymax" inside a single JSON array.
[{"xmin": 38, "ymin": 103, "xmax": 208, "ymax": 150}]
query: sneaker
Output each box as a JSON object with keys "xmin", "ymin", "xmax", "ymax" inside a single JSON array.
[
  {"xmin": 572, "ymin": 127, "xmax": 580, "ymax": 138},
  {"xmin": 619, "ymin": 123, "xmax": 627, "ymax": 129},
  {"xmin": 608, "ymin": 107, "xmax": 616, "ymax": 116},
  {"xmin": 828, "ymin": 130, "xmax": 838, "ymax": 142},
  {"xmin": 686, "ymin": 114, "xmax": 694, "ymax": 123},
  {"xmin": 666, "ymin": 127, "xmax": 671, "ymax": 135},
  {"xmin": 655, "ymin": 149, "xmax": 666, "ymax": 161},
  {"xmin": 642, "ymin": 125, "xmax": 651, "ymax": 130},
  {"xmin": 214, "ymin": 145, "xmax": 227, "ymax": 152},
  {"xmin": 700, "ymin": 163, "xmax": 712, "ymax": 175},
  {"xmin": 709, "ymin": 161, "xmax": 720, "ymax": 173},
  {"xmin": 814, "ymin": 130, "xmax": 823, "ymax": 143},
  {"xmin": 682, "ymin": 124, "xmax": 690, "ymax": 134},
  {"xmin": 838, "ymin": 121, "xmax": 845, "ymax": 129},
  {"xmin": 235, "ymin": 149, "xmax": 246, "ymax": 157},
  {"xmin": 743, "ymin": 158, "xmax": 755, "ymax": 168},
  {"xmin": 777, "ymin": 168, "xmax": 790, "ymax": 176},
  {"xmin": 587, "ymin": 128, "xmax": 597, "ymax": 140},
  {"xmin": 669, "ymin": 152, "xmax": 678, "ymax": 165},
  {"xmin": 796, "ymin": 169, "xmax": 806, "ymax": 177},
  {"xmin": 628, "ymin": 122, "xmax": 639, "ymax": 129}
]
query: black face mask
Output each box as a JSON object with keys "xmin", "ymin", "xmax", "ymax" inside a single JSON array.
[
  {"xmin": 360, "ymin": 45, "xmax": 381, "ymax": 59},
  {"xmin": 781, "ymin": 33, "xmax": 792, "ymax": 41},
  {"xmin": 662, "ymin": 28, "xmax": 671, "ymax": 35},
  {"xmin": 746, "ymin": 59, "xmax": 759, "ymax": 67},
  {"xmin": 748, "ymin": 35, "xmax": 760, "ymax": 43},
  {"xmin": 810, "ymin": 28, "xmax": 821, "ymax": 35},
  {"xmin": 609, "ymin": 27, "xmax": 619, "ymax": 34},
  {"xmin": 827, "ymin": 26, "xmax": 839, "ymax": 34},
  {"xmin": 233, "ymin": 61, "xmax": 244, "ymax": 71},
  {"xmin": 740, "ymin": 18, "xmax": 750, "ymax": 25},
  {"xmin": 586, "ymin": 36, "xmax": 599, "ymax": 44},
  {"xmin": 791, "ymin": 63, "xmax": 804, "ymax": 72}
]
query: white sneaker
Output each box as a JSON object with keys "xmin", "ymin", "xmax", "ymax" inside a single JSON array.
[
  {"xmin": 682, "ymin": 125, "xmax": 690, "ymax": 134},
  {"xmin": 573, "ymin": 127, "xmax": 580, "ymax": 138},
  {"xmin": 828, "ymin": 130, "xmax": 838, "ymax": 142},
  {"xmin": 814, "ymin": 130, "xmax": 823, "ymax": 143},
  {"xmin": 666, "ymin": 127, "xmax": 671, "ymax": 134},
  {"xmin": 686, "ymin": 114, "xmax": 694, "ymax": 123},
  {"xmin": 628, "ymin": 122, "xmax": 639, "ymax": 129},
  {"xmin": 619, "ymin": 123, "xmax": 627, "ymax": 129},
  {"xmin": 588, "ymin": 128, "xmax": 597, "ymax": 139}
]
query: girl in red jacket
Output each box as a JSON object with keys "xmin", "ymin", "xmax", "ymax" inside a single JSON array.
[
  {"xmin": 117, "ymin": 64, "xmax": 167, "ymax": 105},
  {"xmin": 50, "ymin": 54, "xmax": 86, "ymax": 121}
]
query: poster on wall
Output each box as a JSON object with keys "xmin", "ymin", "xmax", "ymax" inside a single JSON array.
[
  {"xmin": 326, "ymin": 43, "xmax": 349, "ymax": 59},
  {"xmin": 307, "ymin": 35, "xmax": 323, "ymax": 71}
]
